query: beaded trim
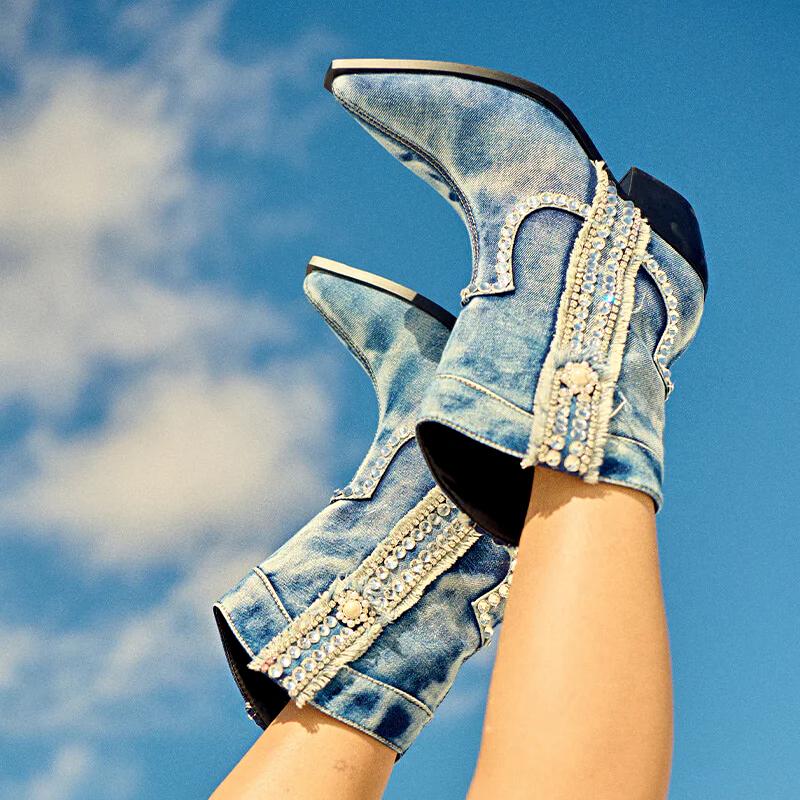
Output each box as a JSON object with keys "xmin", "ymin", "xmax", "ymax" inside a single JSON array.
[
  {"xmin": 460, "ymin": 193, "xmax": 592, "ymax": 304},
  {"xmin": 641, "ymin": 256, "xmax": 679, "ymax": 396},
  {"xmin": 471, "ymin": 548, "xmax": 516, "ymax": 645},
  {"xmin": 331, "ymin": 426, "xmax": 413, "ymax": 501},
  {"xmin": 522, "ymin": 161, "xmax": 651, "ymax": 480},
  {"xmin": 248, "ymin": 488, "xmax": 480, "ymax": 707}
]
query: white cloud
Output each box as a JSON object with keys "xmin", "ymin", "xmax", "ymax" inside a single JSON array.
[
  {"xmin": 3, "ymin": 363, "xmax": 331, "ymax": 564},
  {"xmin": 0, "ymin": 2, "xmax": 344, "ymax": 792},
  {"xmin": 25, "ymin": 744, "xmax": 93, "ymax": 800},
  {"xmin": 0, "ymin": 742, "xmax": 139, "ymax": 800},
  {"xmin": 0, "ymin": 9, "xmax": 333, "ymax": 413},
  {"xmin": 0, "ymin": 545, "xmax": 266, "ymax": 738},
  {"xmin": 0, "ymin": 0, "xmax": 35, "ymax": 62},
  {"xmin": 0, "ymin": 0, "xmax": 338, "ymax": 561}
]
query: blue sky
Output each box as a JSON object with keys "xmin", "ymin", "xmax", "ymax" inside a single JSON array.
[{"xmin": 0, "ymin": 1, "xmax": 797, "ymax": 798}]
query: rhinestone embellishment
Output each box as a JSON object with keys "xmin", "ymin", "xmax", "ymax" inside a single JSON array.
[
  {"xmin": 641, "ymin": 256, "xmax": 678, "ymax": 395},
  {"xmin": 472, "ymin": 549, "xmax": 517, "ymax": 644},
  {"xmin": 248, "ymin": 488, "xmax": 481, "ymax": 707},
  {"xmin": 331, "ymin": 425, "xmax": 413, "ymax": 502},
  {"xmin": 460, "ymin": 193, "xmax": 593, "ymax": 304},
  {"xmin": 523, "ymin": 162, "xmax": 652, "ymax": 480}
]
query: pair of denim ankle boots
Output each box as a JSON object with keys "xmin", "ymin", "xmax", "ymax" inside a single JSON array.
[{"xmin": 214, "ymin": 60, "xmax": 707, "ymax": 755}]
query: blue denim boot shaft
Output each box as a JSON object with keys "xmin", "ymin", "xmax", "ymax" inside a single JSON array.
[
  {"xmin": 214, "ymin": 257, "xmax": 515, "ymax": 755},
  {"xmin": 327, "ymin": 61, "xmax": 706, "ymax": 543}
]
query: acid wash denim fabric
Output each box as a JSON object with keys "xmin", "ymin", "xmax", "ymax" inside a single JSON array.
[
  {"xmin": 214, "ymin": 267, "xmax": 515, "ymax": 755},
  {"xmin": 330, "ymin": 72, "xmax": 705, "ymax": 540}
]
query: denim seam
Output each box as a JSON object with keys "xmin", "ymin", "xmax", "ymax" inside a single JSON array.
[
  {"xmin": 436, "ymin": 373, "xmax": 534, "ymax": 419},
  {"xmin": 424, "ymin": 381, "xmax": 661, "ymax": 463},
  {"xmin": 307, "ymin": 699, "xmax": 403, "ymax": 754},
  {"xmin": 332, "ymin": 88, "xmax": 480, "ymax": 284},
  {"xmin": 339, "ymin": 665, "xmax": 434, "ymax": 717},
  {"xmin": 248, "ymin": 489, "xmax": 481, "ymax": 708},
  {"xmin": 331, "ymin": 433, "xmax": 416, "ymax": 503},
  {"xmin": 640, "ymin": 266, "xmax": 672, "ymax": 398},
  {"xmin": 598, "ymin": 474, "xmax": 663, "ymax": 509},
  {"xmin": 607, "ymin": 432, "xmax": 662, "ymax": 462},
  {"xmin": 217, "ymin": 586, "xmax": 432, "ymax": 728},
  {"xmin": 252, "ymin": 567, "xmax": 294, "ymax": 623},
  {"xmin": 470, "ymin": 550, "xmax": 515, "ymax": 646},
  {"xmin": 214, "ymin": 602, "xmax": 256, "ymax": 658},
  {"xmin": 420, "ymin": 412, "xmax": 527, "ymax": 459}
]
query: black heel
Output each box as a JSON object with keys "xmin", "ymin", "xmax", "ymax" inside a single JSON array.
[{"xmin": 619, "ymin": 167, "xmax": 708, "ymax": 293}]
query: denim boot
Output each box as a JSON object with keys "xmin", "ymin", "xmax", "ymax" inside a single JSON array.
[
  {"xmin": 214, "ymin": 256, "xmax": 515, "ymax": 755},
  {"xmin": 326, "ymin": 60, "xmax": 707, "ymax": 543}
]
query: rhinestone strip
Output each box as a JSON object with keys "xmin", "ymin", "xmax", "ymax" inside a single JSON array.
[
  {"xmin": 641, "ymin": 256, "xmax": 679, "ymax": 396},
  {"xmin": 460, "ymin": 193, "xmax": 592, "ymax": 303},
  {"xmin": 522, "ymin": 161, "xmax": 652, "ymax": 480},
  {"xmin": 471, "ymin": 548, "xmax": 516, "ymax": 645},
  {"xmin": 331, "ymin": 426, "xmax": 413, "ymax": 502},
  {"xmin": 248, "ymin": 488, "xmax": 481, "ymax": 707}
]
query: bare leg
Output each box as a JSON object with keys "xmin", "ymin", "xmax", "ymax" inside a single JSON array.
[
  {"xmin": 211, "ymin": 702, "xmax": 395, "ymax": 800},
  {"xmin": 468, "ymin": 467, "xmax": 673, "ymax": 800}
]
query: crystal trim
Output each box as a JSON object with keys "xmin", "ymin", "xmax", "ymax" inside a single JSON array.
[
  {"xmin": 471, "ymin": 548, "xmax": 517, "ymax": 645},
  {"xmin": 331, "ymin": 426, "xmax": 413, "ymax": 501},
  {"xmin": 248, "ymin": 488, "xmax": 481, "ymax": 707},
  {"xmin": 460, "ymin": 192, "xmax": 592, "ymax": 304},
  {"xmin": 523, "ymin": 161, "xmax": 652, "ymax": 480},
  {"xmin": 641, "ymin": 255, "xmax": 678, "ymax": 396}
]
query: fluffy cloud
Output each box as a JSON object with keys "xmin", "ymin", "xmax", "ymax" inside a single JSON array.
[
  {"xmin": 3, "ymin": 363, "xmax": 331, "ymax": 564},
  {"xmin": 0, "ymin": 1, "xmax": 343, "ymax": 792},
  {"xmin": 0, "ymin": 2, "xmax": 334, "ymax": 414},
  {"xmin": 0, "ymin": 742, "xmax": 138, "ymax": 800},
  {"xmin": 0, "ymin": 546, "xmax": 263, "ymax": 738}
]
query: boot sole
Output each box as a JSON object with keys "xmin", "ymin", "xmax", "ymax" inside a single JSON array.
[{"xmin": 306, "ymin": 255, "xmax": 456, "ymax": 330}]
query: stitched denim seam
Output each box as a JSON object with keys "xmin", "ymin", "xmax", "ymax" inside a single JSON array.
[
  {"xmin": 651, "ymin": 232, "xmax": 708, "ymax": 295},
  {"xmin": 435, "ymin": 373, "xmax": 534, "ymax": 419},
  {"xmin": 340, "ymin": 665, "xmax": 434, "ymax": 717},
  {"xmin": 640, "ymin": 263, "xmax": 676, "ymax": 399},
  {"xmin": 216, "ymin": 585, "xmax": 432, "ymax": 720},
  {"xmin": 422, "ymin": 410, "xmax": 661, "ymax": 464},
  {"xmin": 252, "ymin": 567, "xmax": 294, "ymax": 623},
  {"xmin": 607, "ymin": 432, "xmax": 662, "ymax": 462},
  {"xmin": 421, "ymin": 413, "xmax": 527, "ymax": 459},
  {"xmin": 332, "ymin": 88, "xmax": 480, "ymax": 283},
  {"xmin": 307, "ymin": 699, "xmax": 403, "ymax": 753},
  {"xmin": 332, "ymin": 433, "xmax": 416, "ymax": 503},
  {"xmin": 470, "ymin": 553, "xmax": 514, "ymax": 646},
  {"xmin": 599, "ymin": 474, "xmax": 663, "ymax": 508},
  {"xmin": 214, "ymin": 602, "xmax": 257, "ymax": 658}
]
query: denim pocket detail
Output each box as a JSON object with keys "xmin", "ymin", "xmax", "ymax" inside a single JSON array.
[
  {"xmin": 331, "ymin": 426, "xmax": 415, "ymax": 502},
  {"xmin": 470, "ymin": 548, "xmax": 516, "ymax": 646}
]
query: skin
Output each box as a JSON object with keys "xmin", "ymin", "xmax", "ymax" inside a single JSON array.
[
  {"xmin": 210, "ymin": 701, "xmax": 395, "ymax": 800},
  {"xmin": 212, "ymin": 467, "xmax": 672, "ymax": 799},
  {"xmin": 467, "ymin": 467, "xmax": 673, "ymax": 800}
]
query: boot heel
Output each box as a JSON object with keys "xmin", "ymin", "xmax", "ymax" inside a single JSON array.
[{"xmin": 619, "ymin": 167, "xmax": 708, "ymax": 293}]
